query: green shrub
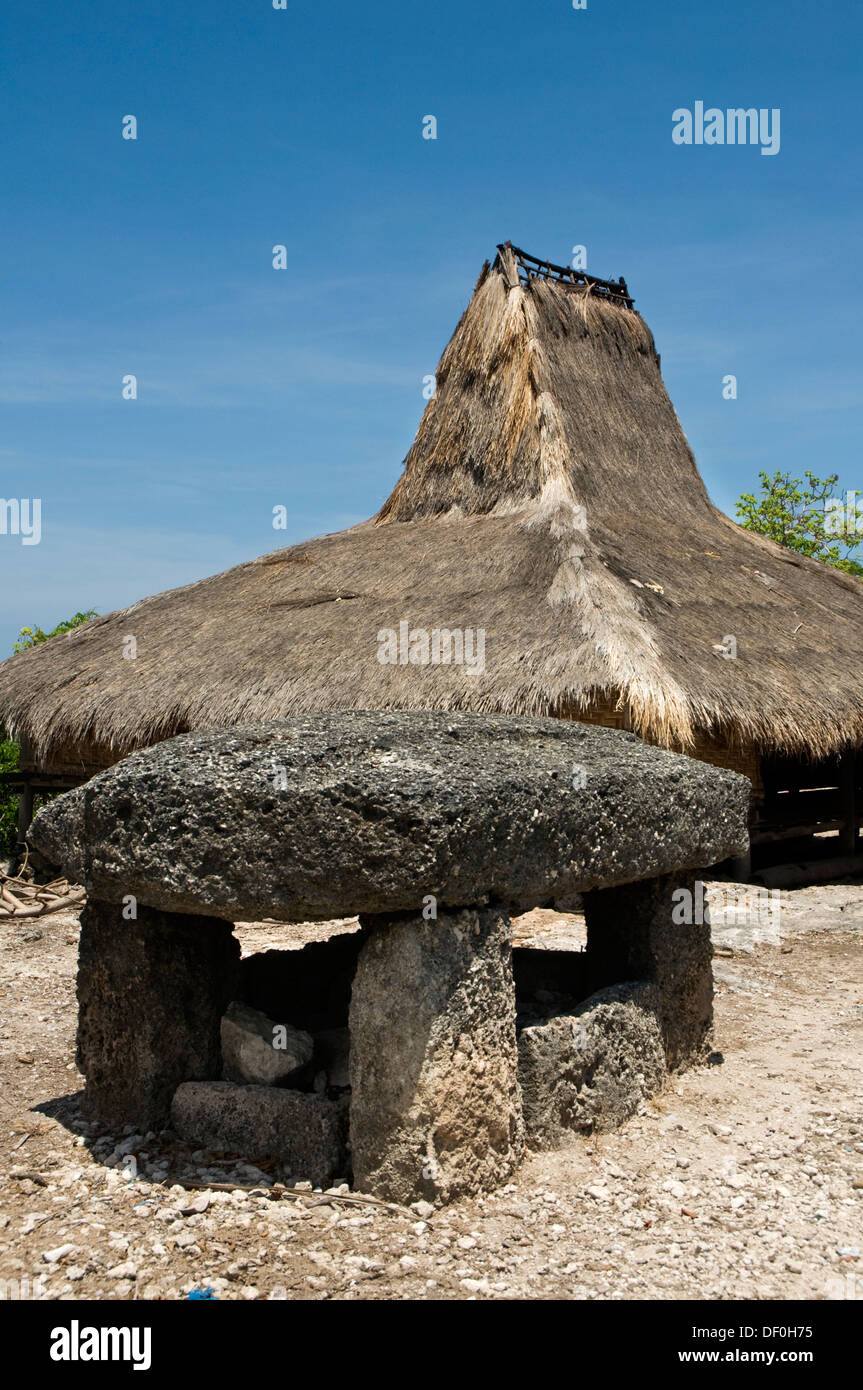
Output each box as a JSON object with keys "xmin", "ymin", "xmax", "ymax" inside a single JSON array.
[{"xmin": 1, "ymin": 610, "xmax": 98, "ymax": 858}]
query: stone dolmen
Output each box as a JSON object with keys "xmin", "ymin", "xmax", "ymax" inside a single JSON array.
[{"xmin": 29, "ymin": 711, "xmax": 750, "ymax": 1204}]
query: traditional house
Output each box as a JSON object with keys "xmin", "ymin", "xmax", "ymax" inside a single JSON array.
[{"xmin": 2, "ymin": 244, "xmax": 861, "ymax": 878}]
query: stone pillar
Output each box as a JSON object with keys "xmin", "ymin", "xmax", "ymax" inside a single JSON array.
[
  {"xmin": 76, "ymin": 900, "xmax": 240, "ymax": 1129},
  {"xmin": 583, "ymin": 872, "xmax": 713, "ymax": 1070},
  {"xmin": 349, "ymin": 904, "xmax": 523, "ymax": 1205}
]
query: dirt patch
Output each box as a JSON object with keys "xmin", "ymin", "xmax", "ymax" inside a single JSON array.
[{"xmin": 0, "ymin": 889, "xmax": 861, "ymax": 1301}]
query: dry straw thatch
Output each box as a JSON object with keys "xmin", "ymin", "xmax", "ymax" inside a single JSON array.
[{"xmin": 2, "ymin": 243, "xmax": 861, "ymax": 771}]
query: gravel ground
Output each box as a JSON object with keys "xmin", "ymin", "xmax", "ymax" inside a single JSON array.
[{"xmin": 0, "ymin": 884, "xmax": 861, "ymax": 1301}]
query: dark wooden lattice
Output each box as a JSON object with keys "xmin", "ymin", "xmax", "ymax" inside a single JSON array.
[{"xmin": 506, "ymin": 245, "xmax": 635, "ymax": 310}]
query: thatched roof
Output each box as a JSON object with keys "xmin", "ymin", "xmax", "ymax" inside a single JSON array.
[{"xmin": 3, "ymin": 242, "xmax": 862, "ymax": 769}]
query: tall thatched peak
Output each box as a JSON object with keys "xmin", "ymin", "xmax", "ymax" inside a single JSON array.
[
  {"xmin": 378, "ymin": 242, "xmax": 710, "ymax": 530},
  {"xmin": 1, "ymin": 241, "xmax": 861, "ymax": 770},
  {"xmin": 375, "ymin": 242, "xmax": 722, "ymax": 747}
]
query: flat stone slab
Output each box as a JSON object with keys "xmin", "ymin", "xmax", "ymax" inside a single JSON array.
[
  {"xmin": 170, "ymin": 1081, "xmax": 349, "ymax": 1187},
  {"xmin": 30, "ymin": 711, "xmax": 749, "ymax": 922}
]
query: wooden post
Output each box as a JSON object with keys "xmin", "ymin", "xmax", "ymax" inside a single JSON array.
[
  {"xmin": 839, "ymin": 749, "xmax": 858, "ymax": 856},
  {"xmin": 16, "ymin": 781, "xmax": 35, "ymax": 852},
  {"xmin": 14, "ymin": 732, "xmax": 36, "ymax": 860},
  {"xmin": 496, "ymin": 242, "xmax": 520, "ymax": 292}
]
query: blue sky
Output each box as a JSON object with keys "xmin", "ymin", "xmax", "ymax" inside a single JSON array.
[{"xmin": 1, "ymin": 0, "xmax": 861, "ymax": 653}]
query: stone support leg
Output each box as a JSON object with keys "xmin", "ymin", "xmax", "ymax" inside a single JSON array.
[
  {"xmin": 583, "ymin": 872, "xmax": 713, "ymax": 1070},
  {"xmin": 76, "ymin": 900, "xmax": 240, "ymax": 1128},
  {"xmin": 349, "ymin": 904, "xmax": 523, "ymax": 1204}
]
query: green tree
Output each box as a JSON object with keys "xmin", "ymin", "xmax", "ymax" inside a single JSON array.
[
  {"xmin": 735, "ymin": 471, "xmax": 863, "ymax": 576},
  {"xmin": 13, "ymin": 609, "xmax": 97, "ymax": 653},
  {"xmin": 2, "ymin": 610, "xmax": 97, "ymax": 856}
]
